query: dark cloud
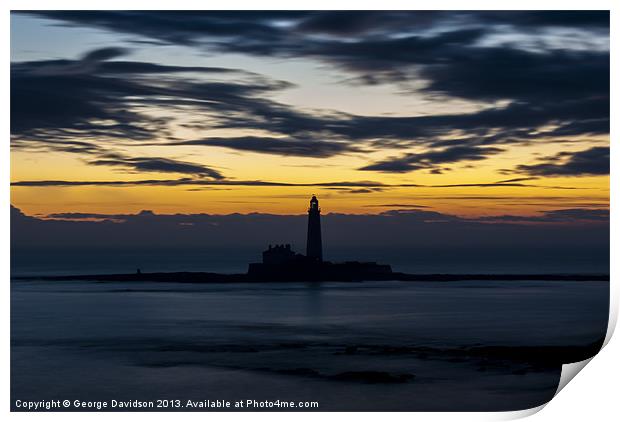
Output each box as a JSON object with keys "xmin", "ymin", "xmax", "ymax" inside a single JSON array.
[
  {"xmin": 539, "ymin": 119, "xmax": 610, "ymax": 138},
  {"xmin": 417, "ymin": 48, "xmax": 609, "ymax": 103},
  {"xmin": 427, "ymin": 183, "xmax": 578, "ymax": 190},
  {"xmin": 19, "ymin": 11, "xmax": 309, "ymax": 47},
  {"xmin": 475, "ymin": 208, "xmax": 609, "ymax": 223},
  {"xmin": 10, "ymin": 178, "xmax": 389, "ymax": 188},
  {"xmin": 23, "ymin": 11, "xmax": 609, "ymax": 50},
  {"xmin": 494, "ymin": 177, "xmax": 539, "ymax": 184},
  {"xmin": 512, "ymin": 147, "xmax": 609, "ymax": 177},
  {"xmin": 46, "ymin": 212, "xmax": 129, "ymax": 220},
  {"xmin": 169, "ymin": 136, "xmax": 364, "ymax": 158},
  {"xmin": 295, "ymin": 11, "xmax": 396, "ymax": 36},
  {"xmin": 364, "ymin": 204, "xmax": 430, "ymax": 209},
  {"xmin": 335, "ymin": 187, "xmax": 386, "ymax": 194},
  {"xmin": 473, "ymin": 11, "xmax": 609, "ymax": 28},
  {"xmin": 22, "ymin": 12, "xmax": 608, "ymax": 99},
  {"xmin": 543, "ymin": 208, "xmax": 609, "ymax": 221},
  {"xmin": 359, "ymin": 146, "xmax": 503, "ymax": 173},
  {"xmin": 81, "ymin": 46, "xmax": 127, "ymax": 62},
  {"xmin": 88, "ymin": 153, "xmax": 224, "ymax": 179},
  {"xmin": 15, "ymin": 205, "xmax": 609, "ymax": 226},
  {"xmin": 12, "ymin": 47, "xmax": 168, "ymax": 142}
]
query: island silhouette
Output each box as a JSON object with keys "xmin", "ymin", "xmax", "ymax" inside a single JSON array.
[
  {"xmin": 16, "ymin": 196, "xmax": 608, "ymax": 283},
  {"xmin": 247, "ymin": 195, "xmax": 393, "ymax": 280}
]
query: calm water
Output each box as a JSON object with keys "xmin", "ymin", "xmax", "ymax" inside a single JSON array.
[
  {"xmin": 11, "ymin": 279, "xmax": 608, "ymax": 411},
  {"xmin": 11, "ymin": 245, "xmax": 610, "ymax": 276}
]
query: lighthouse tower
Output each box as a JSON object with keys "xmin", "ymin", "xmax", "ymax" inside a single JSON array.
[{"xmin": 306, "ymin": 195, "xmax": 323, "ymax": 261}]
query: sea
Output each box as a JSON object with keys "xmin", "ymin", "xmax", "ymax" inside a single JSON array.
[{"xmin": 11, "ymin": 274, "xmax": 609, "ymax": 411}]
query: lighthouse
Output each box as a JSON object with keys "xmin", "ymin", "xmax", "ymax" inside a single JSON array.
[
  {"xmin": 248, "ymin": 195, "xmax": 393, "ymax": 279},
  {"xmin": 306, "ymin": 195, "xmax": 323, "ymax": 261}
]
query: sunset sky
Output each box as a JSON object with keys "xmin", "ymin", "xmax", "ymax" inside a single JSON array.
[{"xmin": 10, "ymin": 11, "xmax": 609, "ymax": 217}]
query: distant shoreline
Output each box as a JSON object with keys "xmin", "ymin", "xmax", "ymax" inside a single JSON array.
[{"xmin": 12, "ymin": 271, "xmax": 610, "ymax": 283}]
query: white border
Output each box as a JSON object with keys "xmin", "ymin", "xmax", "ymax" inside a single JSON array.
[{"xmin": 3, "ymin": 1, "xmax": 617, "ymax": 420}]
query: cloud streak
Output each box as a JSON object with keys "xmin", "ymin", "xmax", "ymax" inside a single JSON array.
[
  {"xmin": 10, "ymin": 178, "xmax": 584, "ymax": 191},
  {"xmin": 511, "ymin": 147, "xmax": 609, "ymax": 177},
  {"xmin": 359, "ymin": 146, "xmax": 504, "ymax": 173},
  {"xmin": 169, "ymin": 136, "xmax": 365, "ymax": 158},
  {"xmin": 88, "ymin": 153, "xmax": 224, "ymax": 179}
]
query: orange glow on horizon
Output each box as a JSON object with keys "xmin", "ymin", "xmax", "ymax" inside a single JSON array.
[{"xmin": 11, "ymin": 136, "xmax": 609, "ymax": 218}]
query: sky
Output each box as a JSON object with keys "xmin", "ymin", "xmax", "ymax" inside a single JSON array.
[{"xmin": 10, "ymin": 11, "xmax": 609, "ymax": 218}]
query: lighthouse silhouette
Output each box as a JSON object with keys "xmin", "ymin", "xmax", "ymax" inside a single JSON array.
[{"xmin": 306, "ymin": 195, "xmax": 323, "ymax": 261}]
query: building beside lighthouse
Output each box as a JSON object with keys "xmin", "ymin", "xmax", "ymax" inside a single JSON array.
[{"xmin": 248, "ymin": 195, "xmax": 392, "ymax": 281}]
